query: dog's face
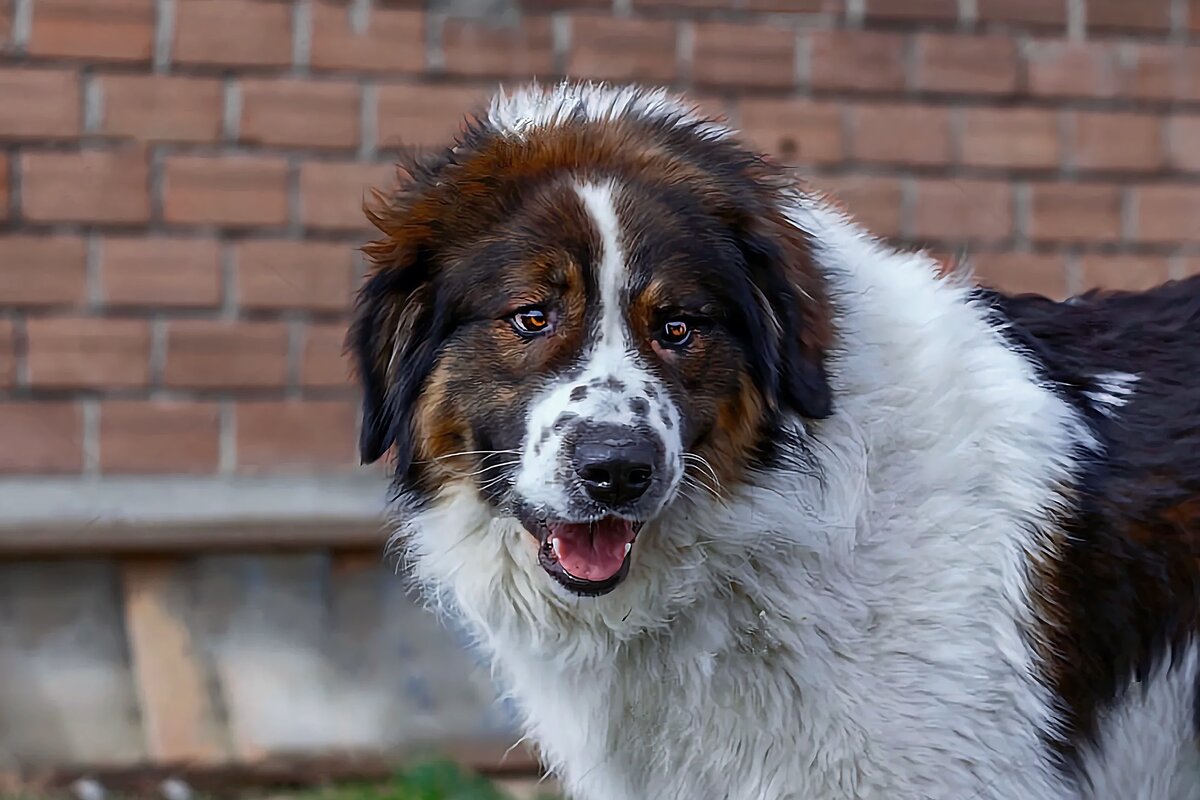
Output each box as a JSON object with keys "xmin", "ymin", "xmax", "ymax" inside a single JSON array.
[{"xmin": 351, "ymin": 86, "xmax": 833, "ymax": 599}]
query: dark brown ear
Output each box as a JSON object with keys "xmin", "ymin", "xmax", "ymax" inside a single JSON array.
[
  {"xmin": 736, "ymin": 214, "xmax": 833, "ymax": 421},
  {"xmin": 347, "ymin": 239, "xmax": 447, "ymax": 473}
]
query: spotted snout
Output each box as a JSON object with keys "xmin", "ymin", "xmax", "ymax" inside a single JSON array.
[{"xmin": 514, "ymin": 372, "xmax": 684, "ymax": 520}]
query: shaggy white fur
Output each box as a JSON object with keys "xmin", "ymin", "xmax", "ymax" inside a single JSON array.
[{"xmin": 386, "ymin": 84, "xmax": 1199, "ymax": 799}]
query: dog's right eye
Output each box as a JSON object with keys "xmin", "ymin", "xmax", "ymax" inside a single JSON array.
[{"xmin": 511, "ymin": 307, "xmax": 552, "ymax": 337}]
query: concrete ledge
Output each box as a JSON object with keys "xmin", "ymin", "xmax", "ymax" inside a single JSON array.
[{"xmin": 0, "ymin": 476, "xmax": 393, "ymax": 557}]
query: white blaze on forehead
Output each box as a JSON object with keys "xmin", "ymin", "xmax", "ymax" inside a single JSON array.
[
  {"xmin": 510, "ymin": 179, "xmax": 682, "ymax": 515},
  {"xmin": 576, "ymin": 180, "xmax": 630, "ymax": 363}
]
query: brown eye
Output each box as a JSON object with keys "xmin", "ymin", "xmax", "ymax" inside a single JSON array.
[
  {"xmin": 661, "ymin": 319, "xmax": 692, "ymax": 347},
  {"xmin": 511, "ymin": 308, "xmax": 551, "ymax": 337}
]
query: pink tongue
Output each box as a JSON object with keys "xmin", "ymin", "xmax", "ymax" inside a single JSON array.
[{"xmin": 549, "ymin": 519, "xmax": 635, "ymax": 582}]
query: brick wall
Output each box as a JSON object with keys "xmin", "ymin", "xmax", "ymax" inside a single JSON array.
[{"xmin": 0, "ymin": 0, "xmax": 1196, "ymax": 475}]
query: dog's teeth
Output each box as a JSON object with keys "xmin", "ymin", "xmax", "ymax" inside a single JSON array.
[
  {"xmin": 551, "ymin": 537, "xmax": 562, "ymax": 558},
  {"xmin": 624, "ymin": 543, "xmax": 632, "ymax": 555}
]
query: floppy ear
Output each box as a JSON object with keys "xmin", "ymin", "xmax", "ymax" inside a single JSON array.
[
  {"xmin": 347, "ymin": 247, "xmax": 447, "ymax": 474},
  {"xmin": 737, "ymin": 216, "xmax": 833, "ymax": 421}
]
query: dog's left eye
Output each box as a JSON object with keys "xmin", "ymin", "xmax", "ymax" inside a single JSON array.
[
  {"xmin": 511, "ymin": 307, "xmax": 552, "ymax": 337},
  {"xmin": 660, "ymin": 320, "xmax": 692, "ymax": 347}
]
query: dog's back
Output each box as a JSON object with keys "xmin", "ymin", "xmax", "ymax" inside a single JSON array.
[{"xmin": 974, "ymin": 279, "xmax": 1200, "ymax": 784}]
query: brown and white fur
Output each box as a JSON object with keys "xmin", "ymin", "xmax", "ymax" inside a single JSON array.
[{"xmin": 350, "ymin": 82, "xmax": 1200, "ymax": 799}]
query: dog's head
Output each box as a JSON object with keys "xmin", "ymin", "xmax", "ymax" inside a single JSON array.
[{"xmin": 351, "ymin": 83, "xmax": 832, "ymax": 599}]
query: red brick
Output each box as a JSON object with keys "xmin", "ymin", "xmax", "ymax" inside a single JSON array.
[
  {"xmin": 814, "ymin": 176, "xmax": 904, "ymax": 238},
  {"xmin": 914, "ymin": 34, "xmax": 1018, "ymax": 95},
  {"xmin": 970, "ymin": 253, "xmax": 1068, "ymax": 300},
  {"xmin": 0, "ymin": 236, "xmax": 88, "ymax": 306},
  {"xmin": 961, "ymin": 108, "xmax": 1061, "ymax": 170},
  {"xmin": 236, "ymin": 240, "xmax": 355, "ymax": 312},
  {"xmin": 568, "ymin": 15, "xmax": 677, "ymax": 84},
  {"xmin": 26, "ymin": 317, "xmax": 151, "ymax": 389},
  {"xmin": 1088, "ymin": 0, "xmax": 1171, "ymax": 32},
  {"xmin": 865, "ymin": 0, "xmax": 958, "ymax": 20},
  {"xmin": 632, "ymin": 0, "xmax": 733, "ymax": 7},
  {"xmin": 810, "ymin": 31, "xmax": 906, "ymax": 93},
  {"xmin": 0, "ymin": 154, "xmax": 6, "ymax": 214},
  {"xmin": 1134, "ymin": 185, "xmax": 1200, "ymax": 243},
  {"xmin": 1193, "ymin": 0, "xmax": 1200, "ymax": 32},
  {"xmin": 1167, "ymin": 115, "xmax": 1200, "ymax": 172},
  {"xmin": 302, "ymin": 323, "xmax": 352, "ymax": 388},
  {"xmin": 299, "ymin": 161, "xmax": 395, "ymax": 231},
  {"xmin": 99, "ymin": 75, "xmax": 224, "ymax": 143},
  {"xmin": 29, "ymin": 0, "xmax": 153, "ymax": 61},
  {"xmin": 1124, "ymin": 44, "xmax": 1171, "ymax": 101},
  {"xmin": 522, "ymin": 0, "xmax": 609, "ymax": 6},
  {"xmin": 1126, "ymin": 44, "xmax": 1195, "ymax": 102},
  {"xmin": 737, "ymin": 98, "xmax": 843, "ymax": 165},
  {"xmin": 240, "ymin": 79, "xmax": 360, "ymax": 149},
  {"xmin": 173, "ymin": 0, "xmax": 292, "ymax": 67},
  {"xmin": 1030, "ymin": 183, "xmax": 1123, "ymax": 243},
  {"xmin": 22, "ymin": 148, "xmax": 150, "ymax": 223},
  {"xmin": 1078, "ymin": 256, "xmax": 1171, "ymax": 292},
  {"xmin": 0, "ymin": 69, "xmax": 81, "ymax": 138},
  {"xmin": 0, "ymin": 319, "xmax": 15, "ymax": 388},
  {"xmin": 976, "ymin": 0, "xmax": 1067, "ymax": 25},
  {"xmin": 162, "ymin": 155, "xmax": 289, "ymax": 227},
  {"xmin": 1169, "ymin": 49, "xmax": 1200, "ymax": 104},
  {"xmin": 1025, "ymin": 40, "xmax": 1123, "ymax": 99},
  {"xmin": 913, "ymin": 179, "xmax": 1013, "ymax": 243},
  {"xmin": 100, "ymin": 237, "xmax": 222, "ymax": 308},
  {"xmin": 310, "ymin": 2, "xmax": 424, "ymax": 74},
  {"xmin": 0, "ymin": 403, "xmax": 83, "ymax": 473},
  {"xmin": 852, "ymin": 104, "xmax": 952, "ymax": 166},
  {"xmin": 1071, "ymin": 112, "xmax": 1163, "ymax": 172},
  {"xmin": 235, "ymin": 400, "xmax": 358, "ymax": 471},
  {"xmin": 100, "ymin": 401, "xmax": 221, "ymax": 473},
  {"xmin": 443, "ymin": 16, "xmax": 555, "ymax": 78},
  {"xmin": 693, "ymin": 22, "xmax": 795, "ymax": 90},
  {"xmin": 376, "ymin": 83, "xmax": 488, "ymax": 150},
  {"xmin": 744, "ymin": 0, "xmax": 841, "ymax": 9},
  {"xmin": 164, "ymin": 320, "xmax": 289, "ymax": 389}
]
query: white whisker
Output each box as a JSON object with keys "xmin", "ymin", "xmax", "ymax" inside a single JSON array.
[
  {"xmin": 463, "ymin": 460, "xmax": 522, "ymax": 478},
  {"xmin": 418, "ymin": 448, "xmax": 521, "ymax": 464}
]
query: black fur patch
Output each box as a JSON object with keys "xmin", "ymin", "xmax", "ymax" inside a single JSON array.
[
  {"xmin": 973, "ymin": 276, "xmax": 1200, "ymax": 767},
  {"xmin": 592, "ymin": 376, "xmax": 625, "ymax": 392}
]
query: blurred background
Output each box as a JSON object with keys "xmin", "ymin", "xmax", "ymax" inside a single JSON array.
[{"xmin": 0, "ymin": 0, "xmax": 1195, "ymax": 796}]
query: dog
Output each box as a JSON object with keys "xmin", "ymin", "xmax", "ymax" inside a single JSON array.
[{"xmin": 349, "ymin": 82, "xmax": 1200, "ymax": 799}]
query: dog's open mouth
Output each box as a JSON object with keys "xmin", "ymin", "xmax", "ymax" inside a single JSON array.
[{"xmin": 522, "ymin": 517, "xmax": 642, "ymax": 596}]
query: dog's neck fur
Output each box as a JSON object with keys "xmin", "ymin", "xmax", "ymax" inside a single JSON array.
[{"xmin": 395, "ymin": 201, "xmax": 1089, "ymax": 798}]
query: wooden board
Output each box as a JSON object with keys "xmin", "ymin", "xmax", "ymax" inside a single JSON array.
[{"xmin": 121, "ymin": 559, "xmax": 226, "ymax": 763}]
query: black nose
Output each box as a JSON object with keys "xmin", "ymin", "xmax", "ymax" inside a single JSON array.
[{"xmin": 573, "ymin": 427, "xmax": 656, "ymax": 506}]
